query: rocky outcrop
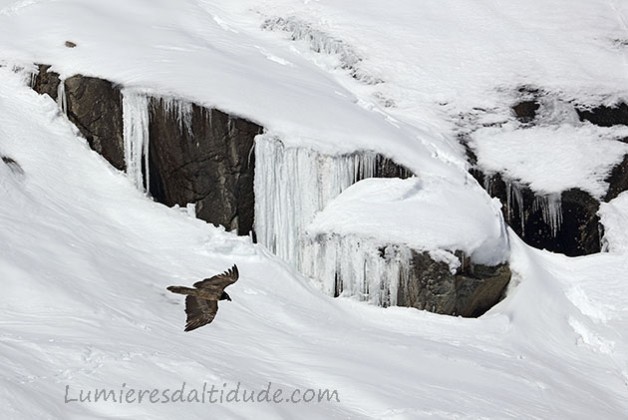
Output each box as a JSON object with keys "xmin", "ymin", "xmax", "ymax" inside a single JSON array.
[
  {"xmin": 577, "ymin": 102, "xmax": 628, "ymax": 127},
  {"xmin": 33, "ymin": 65, "xmax": 125, "ymax": 170},
  {"xmin": 512, "ymin": 100, "xmax": 539, "ymax": 123},
  {"xmin": 606, "ymin": 154, "xmax": 628, "ymax": 202},
  {"xmin": 472, "ymin": 170, "xmax": 601, "ymax": 256},
  {"xmin": 398, "ymin": 250, "xmax": 510, "ymax": 317},
  {"xmin": 303, "ymin": 233, "xmax": 510, "ymax": 317},
  {"xmin": 1, "ymin": 156, "xmax": 23, "ymax": 175},
  {"xmin": 148, "ymin": 98, "xmax": 262, "ymax": 235},
  {"xmin": 31, "ymin": 64, "xmax": 260, "ymax": 235}
]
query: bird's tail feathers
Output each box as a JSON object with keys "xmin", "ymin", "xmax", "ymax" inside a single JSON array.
[{"xmin": 167, "ymin": 285, "xmax": 196, "ymax": 295}]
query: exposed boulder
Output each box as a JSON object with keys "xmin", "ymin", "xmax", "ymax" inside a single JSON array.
[
  {"xmin": 606, "ymin": 154, "xmax": 628, "ymax": 202},
  {"xmin": 31, "ymin": 65, "xmax": 261, "ymax": 234},
  {"xmin": 512, "ymin": 100, "xmax": 539, "ymax": 123},
  {"xmin": 398, "ymin": 250, "xmax": 510, "ymax": 317},
  {"xmin": 1, "ymin": 155, "xmax": 24, "ymax": 175},
  {"xmin": 473, "ymin": 170, "xmax": 601, "ymax": 256},
  {"xmin": 577, "ymin": 102, "xmax": 628, "ymax": 127},
  {"xmin": 148, "ymin": 98, "xmax": 262, "ymax": 235},
  {"xmin": 64, "ymin": 75, "xmax": 125, "ymax": 170},
  {"xmin": 302, "ymin": 177, "xmax": 511, "ymax": 317},
  {"xmin": 32, "ymin": 64, "xmax": 60, "ymax": 99},
  {"xmin": 32, "ymin": 65, "xmax": 125, "ymax": 170}
]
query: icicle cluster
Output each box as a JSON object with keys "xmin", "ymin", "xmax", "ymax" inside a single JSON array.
[
  {"xmin": 154, "ymin": 96, "xmax": 194, "ymax": 135},
  {"xmin": 122, "ymin": 90, "xmax": 150, "ymax": 192},
  {"xmin": 533, "ymin": 193, "xmax": 563, "ymax": 237},
  {"xmin": 261, "ymin": 17, "xmax": 382, "ymax": 85},
  {"xmin": 301, "ymin": 234, "xmax": 411, "ymax": 307},
  {"xmin": 505, "ymin": 178, "xmax": 525, "ymax": 235},
  {"xmin": 254, "ymin": 135, "xmax": 378, "ymax": 269}
]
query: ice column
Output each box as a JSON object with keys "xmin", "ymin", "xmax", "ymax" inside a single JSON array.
[
  {"xmin": 533, "ymin": 193, "xmax": 563, "ymax": 237},
  {"xmin": 158, "ymin": 97, "xmax": 193, "ymax": 136},
  {"xmin": 301, "ymin": 234, "xmax": 411, "ymax": 306},
  {"xmin": 122, "ymin": 90, "xmax": 151, "ymax": 192},
  {"xmin": 254, "ymin": 135, "xmax": 377, "ymax": 270},
  {"xmin": 57, "ymin": 80, "xmax": 67, "ymax": 115},
  {"xmin": 505, "ymin": 179, "xmax": 525, "ymax": 235}
]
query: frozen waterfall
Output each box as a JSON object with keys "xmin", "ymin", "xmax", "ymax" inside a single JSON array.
[
  {"xmin": 122, "ymin": 90, "xmax": 150, "ymax": 192},
  {"xmin": 254, "ymin": 135, "xmax": 379, "ymax": 270},
  {"xmin": 301, "ymin": 234, "xmax": 411, "ymax": 307}
]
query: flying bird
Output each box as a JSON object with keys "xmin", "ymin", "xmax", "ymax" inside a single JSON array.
[{"xmin": 167, "ymin": 264, "xmax": 238, "ymax": 331}]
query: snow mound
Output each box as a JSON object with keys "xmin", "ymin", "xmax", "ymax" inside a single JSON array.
[{"xmin": 307, "ymin": 177, "xmax": 509, "ymax": 266}]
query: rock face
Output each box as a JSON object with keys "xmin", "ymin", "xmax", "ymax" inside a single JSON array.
[
  {"xmin": 577, "ymin": 102, "xmax": 628, "ymax": 127},
  {"xmin": 303, "ymin": 233, "xmax": 510, "ymax": 318},
  {"xmin": 32, "ymin": 65, "xmax": 125, "ymax": 170},
  {"xmin": 512, "ymin": 100, "xmax": 540, "ymax": 123},
  {"xmin": 398, "ymin": 250, "xmax": 511, "ymax": 317},
  {"xmin": 148, "ymin": 98, "xmax": 262, "ymax": 235},
  {"xmin": 472, "ymin": 170, "xmax": 601, "ymax": 256},
  {"xmin": 32, "ymin": 65, "xmax": 261, "ymax": 234}
]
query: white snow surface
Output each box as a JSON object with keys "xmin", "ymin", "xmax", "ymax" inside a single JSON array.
[
  {"xmin": 307, "ymin": 177, "xmax": 509, "ymax": 266},
  {"xmin": 471, "ymin": 123, "xmax": 628, "ymax": 197},
  {"xmin": 1, "ymin": 70, "xmax": 628, "ymax": 418},
  {"xmin": 1, "ymin": 0, "xmax": 628, "ymax": 417}
]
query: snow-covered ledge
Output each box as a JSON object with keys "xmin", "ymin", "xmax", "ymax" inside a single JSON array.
[
  {"xmin": 254, "ymin": 134, "xmax": 411, "ymax": 270},
  {"xmin": 302, "ymin": 177, "xmax": 511, "ymax": 316}
]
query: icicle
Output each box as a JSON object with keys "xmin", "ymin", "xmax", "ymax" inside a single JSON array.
[
  {"xmin": 505, "ymin": 179, "xmax": 525, "ymax": 235},
  {"xmin": 301, "ymin": 234, "xmax": 411, "ymax": 307},
  {"xmin": 254, "ymin": 135, "xmax": 379, "ymax": 270},
  {"xmin": 159, "ymin": 97, "xmax": 193, "ymax": 135},
  {"xmin": 57, "ymin": 80, "xmax": 67, "ymax": 115},
  {"xmin": 122, "ymin": 90, "xmax": 150, "ymax": 192},
  {"xmin": 533, "ymin": 193, "xmax": 563, "ymax": 237},
  {"xmin": 483, "ymin": 173, "xmax": 494, "ymax": 195}
]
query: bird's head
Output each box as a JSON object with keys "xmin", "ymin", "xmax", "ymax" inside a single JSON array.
[{"xmin": 220, "ymin": 291, "xmax": 232, "ymax": 301}]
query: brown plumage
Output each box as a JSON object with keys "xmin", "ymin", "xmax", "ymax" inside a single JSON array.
[{"xmin": 167, "ymin": 265, "xmax": 239, "ymax": 332}]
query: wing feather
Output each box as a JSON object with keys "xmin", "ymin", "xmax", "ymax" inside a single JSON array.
[
  {"xmin": 184, "ymin": 296, "xmax": 218, "ymax": 332},
  {"xmin": 193, "ymin": 264, "xmax": 239, "ymax": 290}
]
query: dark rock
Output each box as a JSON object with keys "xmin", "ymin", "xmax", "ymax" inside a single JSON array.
[
  {"xmin": 577, "ymin": 102, "xmax": 628, "ymax": 127},
  {"xmin": 32, "ymin": 65, "xmax": 125, "ymax": 171},
  {"xmin": 65, "ymin": 41, "xmax": 77, "ymax": 48},
  {"xmin": 1, "ymin": 156, "xmax": 24, "ymax": 175},
  {"xmin": 32, "ymin": 64, "xmax": 61, "ymax": 100},
  {"xmin": 396, "ymin": 250, "xmax": 510, "ymax": 317},
  {"xmin": 512, "ymin": 100, "xmax": 540, "ymax": 123},
  {"xmin": 148, "ymin": 98, "xmax": 262, "ymax": 235},
  {"xmin": 64, "ymin": 75, "xmax": 125, "ymax": 170},
  {"xmin": 472, "ymin": 170, "xmax": 601, "ymax": 256},
  {"xmin": 374, "ymin": 155, "xmax": 413, "ymax": 179},
  {"xmin": 29, "ymin": 65, "xmax": 412, "ymax": 238},
  {"xmin": 605, "ymin": 154, "xmax": 628, "ymax": 202}
]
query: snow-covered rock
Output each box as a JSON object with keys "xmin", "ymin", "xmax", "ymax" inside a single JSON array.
[{"xmin": 302, "ymin": 178, "xmax": 511, "ymax": 315}]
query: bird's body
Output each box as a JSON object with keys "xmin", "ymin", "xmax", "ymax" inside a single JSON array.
[{"xmin": 167, "ymin": 264, "xmax": 238, "ymax": 331}]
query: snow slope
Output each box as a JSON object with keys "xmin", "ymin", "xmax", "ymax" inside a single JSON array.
[
  {"xmin": 1, "ymin": 0, "xmax": 628, "ymax": 418},
  {"xmin": 1, "ymin": 57, "xmax": 628, "ymax": 420}
]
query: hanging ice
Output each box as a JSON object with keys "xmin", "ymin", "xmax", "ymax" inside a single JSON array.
[
  {"xmin": 154, "ymin": 96, "xmax": 193, "ymax": 135},
  {"xmin": 533, "ymin": 193, "xmax": 563, "ymax": 237},
  {"xmin": 254, "ymin": 134, "xmax": 378, "ymax": 270},
  {"xmin": 122, "ymin": 90, "xmax": 150, "ymax": 192},
  {"xmin": 56, "ymin": 79, "xmax": 67, "ymax": 115},
  {"xmin": 505, "ymin": 178, "xmax": 525, "ymax": 235},
  {"xmin": 301, "ymin": 234, "xmax": 411, "ymax": 306}
]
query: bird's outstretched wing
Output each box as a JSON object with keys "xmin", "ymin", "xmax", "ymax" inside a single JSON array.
[
  {"xmin": 193, "ymin": 264, "xmax": 239, "ymax": 292},
  {"xmin": 184, "ymin": 296, "xmax": 218, "ymax": 332}
]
